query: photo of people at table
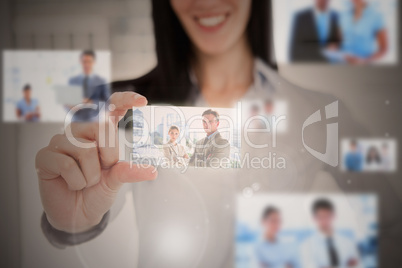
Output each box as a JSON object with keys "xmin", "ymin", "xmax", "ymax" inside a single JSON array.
[{"xmin": 273, "ymin": 0, "xmax": 398, "ymax": 65}]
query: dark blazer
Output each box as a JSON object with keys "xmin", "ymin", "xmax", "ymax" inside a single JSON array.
[
  {"xmin": 290, "ymin": 8, "xmax": 340, "ymax": 62},
  {"xmin": 188, "ymin": 131, "xmax": 230, "ymax": 167}
]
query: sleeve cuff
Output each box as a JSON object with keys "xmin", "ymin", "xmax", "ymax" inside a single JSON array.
[{"xmin": 41, "ymin": 211, "xmax": 110, "ymax": 249}]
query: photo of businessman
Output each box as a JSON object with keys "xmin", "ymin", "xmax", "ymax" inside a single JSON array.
[
  {"xmin": 189, "ymin": 109, "xmax": 230, "ymax": 167},
  {"xmin": 68, "ymin": 50, "xmax": 111, "ymax": 121},
  {"xmin": 301, "ymin": 198, "xmax": 361, "ymax": 268},
  {"xmin": 131, "ymin": 106, "xmax": 240, "ymax": 169},
  {"xmin": 290, "ymin": 0, "xmax": 341, "ymax": 62}
]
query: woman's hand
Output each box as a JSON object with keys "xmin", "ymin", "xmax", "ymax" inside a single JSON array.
[{"xmin": 35, "ymin": 92, "xmax": 157, "ymax": 233}]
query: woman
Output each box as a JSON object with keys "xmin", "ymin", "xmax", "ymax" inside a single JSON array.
[
  {"xmin": 163, "ymin": 125, "xmax": 189, "ymax": 167},
  {"xmin": 35, "ymin": 0, "xmax": 394, "ymax": 266},
  {"xmin": 37, "ymin": 0, "xmax": 273, "ymax": 242},
  {"xmin": 340, "ymin": 0, "xmax": 388, "ymax": 64},
  {"xmin": 365, "ymin": 145, "xmax": 382, "ymax": 171},
  {"xmin": 112, "ymin": 0, "xmax": 272, "ymax": 107},
  {"xmin": 255, "ymin": 206, "xmax": 300, "ymax": 268}
]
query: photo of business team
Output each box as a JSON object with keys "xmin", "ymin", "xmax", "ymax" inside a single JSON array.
[
  {"xmin": 243, "ymin": 98, "xmax": 288, "ymax": 133},
  {"xmin": 342, "ymin": 138, "xmax": 397, "ymax": 172},
  {"xmin": 236, "ymin": 195, "xmax": 377, "ymax": 268},
  {"xmin": 3, "ymin": 50, "xmax": 111, "ymax": 122},
  {"xmin": 275, "ymin": 0, "xmax": 397, "ymax": 64},
  {"xmin": 132, "ymin": 107, "xmax": 238, "ymax": 168}
]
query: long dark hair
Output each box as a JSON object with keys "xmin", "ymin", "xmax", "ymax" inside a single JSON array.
[
  {"xmin": 366, "ymin": 146, "xmax": 381, "ymax": 164},
  {"xmin": 116, "ymin": 1, "xmax": 273, "ymax": 104}
]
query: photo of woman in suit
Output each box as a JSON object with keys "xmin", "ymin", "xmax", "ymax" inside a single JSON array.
[{"xmin": 163, "ymin": 125, "xmax": 189, "ymax": 167}]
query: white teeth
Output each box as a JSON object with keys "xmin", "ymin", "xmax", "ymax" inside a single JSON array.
[{"xmin": 198, "ymin": 15, "xmax": 226, "ymax": 27}]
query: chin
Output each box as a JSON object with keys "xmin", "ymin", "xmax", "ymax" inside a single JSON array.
[
  {"xmin": 202, "ymin": 48, "xmax": 230, "ymax": 57},
  {"xmin": 192, "ymin": 34, "xmax": 235, "ymax": 56}
]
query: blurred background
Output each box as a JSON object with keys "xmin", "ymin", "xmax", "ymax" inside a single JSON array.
[{"xmin": 0, "ymin": 0, "xmax": 401, "ymax": 267}]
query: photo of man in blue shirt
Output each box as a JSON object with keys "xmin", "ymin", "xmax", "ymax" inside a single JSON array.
[
  {"xmin": 15, "ymin": 84, "xmax": 40, "ymax": 122},
  {"xmin": 344, "ymin": 140, "xmax": 363, "ymax": 172}
]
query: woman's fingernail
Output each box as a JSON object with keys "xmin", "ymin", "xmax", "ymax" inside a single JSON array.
[{"xmin": 134, "ymin": 94, "xmax": 145, "ymax": 100}]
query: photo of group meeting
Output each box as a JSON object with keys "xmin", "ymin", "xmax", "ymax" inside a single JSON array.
[
  {"xmin": 341, "ymin": 138, "xmax": 397, "ymax": 173},
  {"xmin": 131, "ymin": 106, "xmax": 239, "ymax": 169},
  {"xmin": 242, "ymin": 98, "xmax": 288, "ymax": 133},
  {"xmin": 236, "ymin": 195, "xmax": 377, "ymax": 268},
  {"xmin": 2, "ymin": 50, "xmax": 111, "ymax": 122},
  {"xmin": 1, "ymin": 0, "xmax": 402, "ymax": 268},
  {"xmin": 273, "ymin": 0, "xmax": 398, "ymax": 64}
]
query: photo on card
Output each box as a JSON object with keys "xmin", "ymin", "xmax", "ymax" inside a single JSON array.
[
  {"xmin": 236, "ymin": 193, "xmax": 378, "ymax": 268},
  {"xmin": 130, "ymin": 105, "xmax": 241, "ymax": 169}
]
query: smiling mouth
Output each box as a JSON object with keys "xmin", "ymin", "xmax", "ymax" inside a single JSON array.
[{"xmin": 195, "ymin": 14, "xmax": 229, "ymax": 28}]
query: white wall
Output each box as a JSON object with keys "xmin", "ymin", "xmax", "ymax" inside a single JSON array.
[{"xmin": 13, "ymin": 0, "xmax": 156, "ymax": 81}]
